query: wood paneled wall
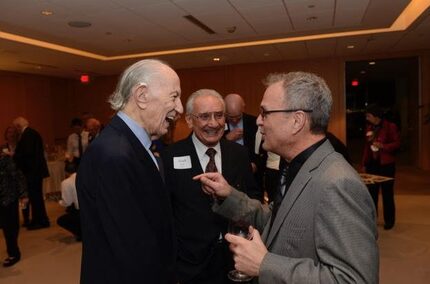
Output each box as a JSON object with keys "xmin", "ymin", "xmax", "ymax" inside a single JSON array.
[
  {"xmin": 1, "ymin": 51, "xmax": 429, "ymax": 169},
  {"xmin": 0, "ymin": 71, "xmax": 72, "ymax": 147}
]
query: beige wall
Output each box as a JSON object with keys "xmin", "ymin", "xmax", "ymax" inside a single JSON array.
[{"xmin": 1, "ymin": 50, "xmax": 429, "ymax": 169}]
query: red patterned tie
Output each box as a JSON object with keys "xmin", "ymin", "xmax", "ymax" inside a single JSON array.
[{"xmin": 205, "ymin": 148, "xmax": 218, "ymax": 173}]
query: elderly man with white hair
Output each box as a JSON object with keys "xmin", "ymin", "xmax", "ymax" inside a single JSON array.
[
  {"xmin": 77, "ymin": 59, "xmax": 183, "ymax": 283},
  {"xmin": 12, "ymin": 116, "xmax": 50, "ymax": 230}
]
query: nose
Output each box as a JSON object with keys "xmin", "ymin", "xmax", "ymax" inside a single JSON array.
[
  {"xmin": 256, "ymin": 114, "xmax": 263, "ymax": 126},
  {"xmin": 175, "ymin": 99, "xmax": 184, "ymax": 114}
]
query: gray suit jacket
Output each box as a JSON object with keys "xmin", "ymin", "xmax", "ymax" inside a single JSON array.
[{"xmin": 215, "ymin": 140, "xmax": 379, "ymax": 283}]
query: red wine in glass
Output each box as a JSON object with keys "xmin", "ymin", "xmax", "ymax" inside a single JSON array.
[{"xmin": 227, "ymin": 219, "xmax": 253, "ymax": 282}]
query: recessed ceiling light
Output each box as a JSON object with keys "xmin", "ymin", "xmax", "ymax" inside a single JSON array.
[
  {"xmin": 360, "ymin": 70, "xmax": 366, "ymax": 74},
  {"xmin": 41, "ymin": 10, "xmax": 53, "ymax": 16},
  {"xmin": 369, "ymin": 61, "xmax": 376, "ymax": 65},
  {"xmin": 347, "ymin": 45, "xmax": 355, "ymax": 49},
  {"xmin": 68, "ymin": 21, "xmax": 92, "ymax": 28},
  {"xmin": 213, "ymin": 57, "xmax": 220, "ymax": 62},
  {"xmin": 306, "ymin": 16, "xmax": 318, "ymax": 22}
]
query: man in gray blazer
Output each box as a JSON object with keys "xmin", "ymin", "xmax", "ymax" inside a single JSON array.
[{"xmin": 195, "ymin": 72, "xmax": 379, "ymax": 283}]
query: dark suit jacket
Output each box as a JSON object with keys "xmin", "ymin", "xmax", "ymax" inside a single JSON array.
[
  {"xmin": 76, "ymin": 115, "xmax": 176, "ymax": 284},
  {"xmin": 14, "ymin": 127, "xmax": 49, "ymax": 182},
  {"xmin": 161, "ymin": 136, "xmax": 259, "ymax": 282},
  {"xmin": 224, "ymin": 113, "xmax": 258, "ymax": 164}
]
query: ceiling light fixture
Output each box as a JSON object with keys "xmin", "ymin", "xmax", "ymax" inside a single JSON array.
[
  {"xmin": 0, "ymin": 0, "xmax": 427, "ymax": 61},
  {"xmin": 41, "ymin": 10, "xmax": 53, "ymax": 16},
  {"xmin": 369, "ymin": 61, "xmax": 376, "ymax": 65},
  {"xmin": 68, "ymin": 21, "xmax": 92, "ymax": 28},
  {"xmin": 347, "ymin": 45, "xmax": 355, "ymax": 49},
  {"xmin": 306, "ymin": 16, "xmax": 318, "ymax": 22},
  {"xmin": 213, "ymin": 57, "xmax": 220, "ymax": 62}
]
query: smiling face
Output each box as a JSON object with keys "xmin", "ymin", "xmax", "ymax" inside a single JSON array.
[
  {"xmin": 141, "ymin": 66, "xmax": 183, "ymax": 139},
  {"xmin": 186, "ymin": 94, "xmax": 225, "ymax": 147}
]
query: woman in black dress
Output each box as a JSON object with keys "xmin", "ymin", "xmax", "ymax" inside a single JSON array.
[{"xmin": 0, "ymin": 127, "xmax": 27, "ymax": 267}]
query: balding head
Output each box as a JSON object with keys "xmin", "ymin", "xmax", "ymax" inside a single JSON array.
[
  {"xmin": 86, "ymin": 118, "xmax": 101, "ymax": 137},
  {"xmin": 12, "ymin": 117, "xmax": 29, "ymax": 133},
  {"xmin": 224, "ymin": 93, "xmax": 245, "ymax": 125}
]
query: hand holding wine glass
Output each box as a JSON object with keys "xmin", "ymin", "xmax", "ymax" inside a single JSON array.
[
  {"xmin": 227, "ymin": 216, "xmax": 254, "ymax": 282},
  {"xmin": 225, "ymin": 222, "xmax": 268, "ymax": 281}
]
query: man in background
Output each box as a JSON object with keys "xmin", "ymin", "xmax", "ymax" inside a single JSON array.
[
  {"xmin": 224, "ymin": 93, "xmax": 263, "ymax": 201},
  {"xmin": 77, "ymin": 59, "xmax": 183, "ymax": 283},
  {"xmin": 65, "ymin": 118, "xmax": 83, "ymax": 173},
  {"xmin": 161, "ymin": 89, "xmax": 259, "ymax": 284},
  {"xmin": 12, "ymin": 117, "xmax": 50, "ymax": 230},
  {"xmin": 57, "ymin": 172, "xmax": 80, "ymax": 241},
  {"xmin": 81, "ymin": 118, "xmax": 101, "ymax": 153}
]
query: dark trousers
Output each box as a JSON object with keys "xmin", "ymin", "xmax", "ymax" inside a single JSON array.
[
  {"xmin": 57, "ymin": 207, "xmax": 81, "ymax": 238},
  {"xmin": 0, "ymin": 200, "xmax": 21, "ymax": 258},
  {"xmin": 366, "ymin": 162, "xmax": 396, "ymax": 227},
  {"xmin": 179, "ymin": 241, "xmax": 234, "ymax": 284},
  {"xmin": 26, "ymin": 177, "xmax": 50, "ymax": 225},
  {"xmin": 264, "ymin": 168, "xmax": 281, "ymax": 203}
]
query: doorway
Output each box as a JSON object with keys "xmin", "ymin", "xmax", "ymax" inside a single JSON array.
[{"xmin": 345, "ymin": 57, "xmax": 419, "ymax": 166}]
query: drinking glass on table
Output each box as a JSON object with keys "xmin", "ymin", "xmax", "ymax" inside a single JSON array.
[{"xmin": 227, "ymin": 216, "xmax": 254, "ymax": 282}]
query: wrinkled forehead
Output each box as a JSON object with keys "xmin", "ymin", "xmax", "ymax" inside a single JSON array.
[
  {"xmin": 193, "ymin": 95, "xmax": 224, "ymax": 113},
  {"xmin": 262, "ymin": 82, "xmax": 286, "ymax": 107}
]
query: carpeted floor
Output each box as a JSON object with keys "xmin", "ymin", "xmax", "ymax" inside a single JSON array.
[{"xmin": 0, "ymin": 166, "xmax": 429, "ymax": 284}]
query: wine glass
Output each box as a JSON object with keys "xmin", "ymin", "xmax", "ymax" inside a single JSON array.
[{"xmin": 227, "ymin": 217, "xmax": 254, "ymax": 282}]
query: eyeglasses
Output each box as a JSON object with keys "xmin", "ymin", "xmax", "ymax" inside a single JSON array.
[
  {"xmin": 260, "ymin": 108, "xmax": 313, "ymax": 119},
  {"xmin": 190, "ymin": 111, "xmax": 225, "ymax": 122},
  {"xmin": 226, "ymin": 113, "xmax": 242, "ymax": 120}
]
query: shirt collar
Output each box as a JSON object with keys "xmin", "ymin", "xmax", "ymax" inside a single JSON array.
[
  {"xmin": 191, "ymin": 133, "xmax": 221, "ymax": 160},
  {"xmin": 117, "ymin": 111, "xmax": 152, "ymax": 151},
  {"xmin": 287, "ymin": 137, "xmax": 327, "ymax": 174}
]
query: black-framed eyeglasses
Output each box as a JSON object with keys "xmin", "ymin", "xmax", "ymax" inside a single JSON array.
[
  {"xmin": 190, "ymin": 111, "xmax": 225, "ymax": 122},
  {"xmin": 260, "ymin": 108, "xmax": 313, "ymax": 119}
]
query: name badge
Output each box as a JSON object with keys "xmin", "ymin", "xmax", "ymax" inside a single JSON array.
[{"xmin": 173, "ymin": 156, "xmax": 192, "ymax": 169}]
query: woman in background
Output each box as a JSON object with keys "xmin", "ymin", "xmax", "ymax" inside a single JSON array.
[
  {"xmin": 362, "ymin": 105, "xmax": 400, "ymax": 230},
  {"xmin": 1, "ymin": 126, "xmax": 20, "ymax": 156},
  {"xmin": 0, "ymin": 126, "xmax": 27, "ymax": 267}
]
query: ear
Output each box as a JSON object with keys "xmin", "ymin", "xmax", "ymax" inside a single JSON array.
[
  {"xmin": 185, "ymin": 114, "xmax": 194, "ymax": 129},
  {"xmin": 291, "ymin": 111, "xmax": 307, "ymax": 134},
  {"xmin": 133, "ymin": 83, "xmax": 149, "ymax": 109}
]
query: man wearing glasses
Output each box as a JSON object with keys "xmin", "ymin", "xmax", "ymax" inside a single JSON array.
[
  {"xmin": 195, "ymin": 72, "xmax": 379, "ymax": 283},
  {"xmin": 161, "ymin": 89, "xmax": 260, "ymax": 284}
]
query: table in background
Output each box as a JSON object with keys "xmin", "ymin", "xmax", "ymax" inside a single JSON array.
[
  {"xmin": 43, "ymin": 160, "xmax": 65, "ymax": 198},
  {"xmin": 359, "ymin": 173, "xmax": 394, "ymax": 185}
]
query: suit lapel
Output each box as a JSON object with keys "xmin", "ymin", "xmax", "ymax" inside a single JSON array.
[
  {"xmin": 109, "ymin": 115, "xmax": 162, "ymax": 184},
  {"xmin": 264, "ymin": 140, "xmax": 334, "ymax": 247},
  {"xmin": 185, "ymin": 135, "xmax": 204, "ymax": 175},
  {"xmin": 220, "ymin": 139, "xmax": 233, "ymax": 176}
]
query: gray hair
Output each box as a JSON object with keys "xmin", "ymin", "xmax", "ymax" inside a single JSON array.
[
  {"xmin": 108, "ymin": 59, "xmax": 171, "ymax": 111},
  {"xmin": 264, "ymin": 72, "xmax": 332, "ymax": 134},
  {"xmin": 186, "ymin": 89, "xmax": 225, "ymax": 114}
]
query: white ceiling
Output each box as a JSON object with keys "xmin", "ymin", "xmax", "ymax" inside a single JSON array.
[{"xmin": 0, "ymin": 0, "xmax": 429, "ymax": 78}]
